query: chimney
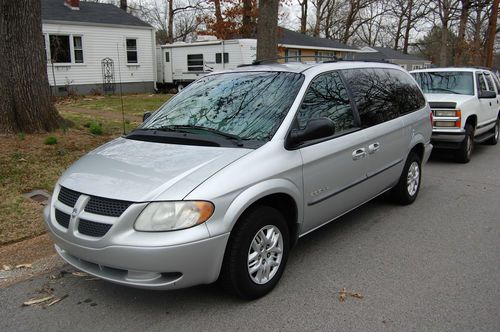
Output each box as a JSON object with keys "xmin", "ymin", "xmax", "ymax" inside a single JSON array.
[
  {"xmin": 64, "ymin": 0, "xmax": 80, "ymax": 10},
  {"xmin": 120, "ymin": 0, "xmax": 127, "ymax": 11}
]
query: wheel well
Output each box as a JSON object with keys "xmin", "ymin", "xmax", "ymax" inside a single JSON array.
[
  {"xmin": 241, "ymin": 193, "xmax": 299, "ymax": 247},
  {"xmin": 465, "ymin": 115, "xmax": 477, "ymax": 129},
  {"xmin": 410, "ymin": 143, "xmax": 424, "ymax": 161}
]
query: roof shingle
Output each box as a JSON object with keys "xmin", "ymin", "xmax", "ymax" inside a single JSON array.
[{"xmin": 42, "ymin": 0, "xmax": 152, "ymax": 28}]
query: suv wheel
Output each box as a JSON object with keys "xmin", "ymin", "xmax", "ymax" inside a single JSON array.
[
  {"xmin": 456, "ymin": 124, "xmax": 474, "ymax": 163},
  {"xmin": 391, "ymin": 152, "xmax": 422, "ymax": 205},
  {"xmin": 485, "ymin": 117, "xmax": 499, "ymax": 145},
  {"xmin": 220, "ymin": 206, "xmax": 289, "ymax": 300}
]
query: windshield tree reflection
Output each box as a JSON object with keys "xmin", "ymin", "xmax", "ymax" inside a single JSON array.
[
  {"xmin": 411, "ymin": 71, "xmax": 474, "ymax": 95},
  {"xmin": 143, "ymin": 72, "xmax": 304, "ymax": 141}
]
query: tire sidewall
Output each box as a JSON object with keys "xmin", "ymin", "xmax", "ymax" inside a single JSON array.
[
  {"xmin": 227, "ymin": 206, "xmax": 290, "ymax": 299},
  {"xmin": 402, "ymin": 153, "xmax": 422, "ymax": 203}
]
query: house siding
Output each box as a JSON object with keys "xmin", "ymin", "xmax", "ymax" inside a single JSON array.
[{"xmin": 43, "ymin": 23, "xmax": 155, "ymax": 94}]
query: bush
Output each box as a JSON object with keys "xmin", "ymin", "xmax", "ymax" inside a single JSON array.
[
  {"xmin": 44, "ymin": 136, "xmax": 58, "ymax": 145},
  {"xmin": 89, "ymin": 121, "xmax": 103, "ymax": 135}
]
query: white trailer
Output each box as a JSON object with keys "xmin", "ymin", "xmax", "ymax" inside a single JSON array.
[{"xmin": 156, "ymin": 39, "xmax": 257, "ymax": 90}]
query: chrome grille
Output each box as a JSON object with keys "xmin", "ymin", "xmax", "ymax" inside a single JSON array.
[
  {"xmin": 78, "ymin": 219, "xmax": 112, "ymax": 237},
  {"xmin": 85, "ymin": 196, "xmax": 132, "ymax": 217},
  {"xmin": 58, "ymin": 186, "xmax": 80, "ymax": 207},
  {"xmin": 55, "ymin": 209, "xmax": 70, "ymax": 228}
]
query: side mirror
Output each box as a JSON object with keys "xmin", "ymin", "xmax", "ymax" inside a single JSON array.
[
  {"xmin": 143, "ymin": 111, "xmax": 152, "ymax": 122},
  {"xmin": 479, "ymin": 91, "xmax": 496, "ymax": 99},
  {"xmin": 288, "ymin": 118, "xmax": 335, "ymax": 147}
]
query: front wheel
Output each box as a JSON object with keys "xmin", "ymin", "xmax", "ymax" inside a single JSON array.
[
  {"xmin": 455, "ymin": 124, "xmax": 474, "ymax": 163},
  {"xmin": 219, "ymin": 206, "xmax": 289, "ymax": 300},
  {"xmin": 391, "ymin": 152, "xmax": 422, "ymax": 205},
  {"xmin": 485, "ymin": 117, "xmax": 499, "ymax": 145}
]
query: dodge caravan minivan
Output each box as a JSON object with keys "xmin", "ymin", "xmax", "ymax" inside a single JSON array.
[{"xmin": 44, "ymin": 61, "xmax": 432, "ymax": 299}]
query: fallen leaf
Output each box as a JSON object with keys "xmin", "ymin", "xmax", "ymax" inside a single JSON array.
[
  {"xmin": 44, "ymin": 294, "xmax": 69, "ymax": 307},
  {"xmin": 2, "ymin": 265, "xmax": 12, "ymax": 271},
  {"xmin": 85, "ymin": 277, "xmax": 100, "ymax": 281},
  {"xmin": 349, "ymin": 292, "xmax": 364, "ymax": 299},
  {"xmin": 23, "ymin": 295, "xmax": 54, "ymax": 306},
  {"xmin": 338, "ymin": 287, "xmax": 347, "ymax": 302},
  {"xmin": 72, "ymin": 272, "xmax": 89, "ymax": 277},
  {"xmin": 16, "ymin": 264, "xmax": 32, "ymax": 269}
]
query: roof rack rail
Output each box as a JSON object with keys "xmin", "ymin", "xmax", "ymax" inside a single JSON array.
[{"xmin": 236, "ymin": 55, "xmax": 339, "ymax": 67}]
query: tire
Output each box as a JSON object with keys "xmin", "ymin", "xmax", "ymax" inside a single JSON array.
[
  {"xmin": 391, "ymin": 152, "xmax": 422, "ymax": 205},
  {"xmin": 176, "ymin": 83, "xmax": 184, "ymax": 92},
  {"xmin": 219, "ymin": 206, "xmax": 290, "ymax": 300},
  {"xmin": 455, "ymin": 124, "xmax": 474, "ymax": 163},
  {"xmin": 485, "ymin": 117, "xmax": 499, "ymax": 145}
]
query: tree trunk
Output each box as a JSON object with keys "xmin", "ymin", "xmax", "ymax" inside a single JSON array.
[
  {"xmin": 256, "ymin": 0, "xmax": 279, "ymax": 60},
  {"xmin": 120, "ymin": 0, "xmax": 127, "ymax": 11},
  {"xmin": 242, "ymin": 0, "xmax": 253, "ymax": 37},
  {"xmin": 300, "ymin": 0, "xmax": 308, "ymax": 34},
  {"xmin": 167, "ymin": 0, "xmax": 174, "ymax": 43},
  {"xmin": 454, "ymin": 0, "xmax": 470, "ymax": 65},
  {"xmin": 0, "ymin": 0, "xmax": 62, "ymax": 134},
  {"xmin": 402, "ymin": 0, "xmax": 413, "ymax": 54},
  {"xmin": 439, "ymin": 22, "xmax": 448, "ymax": 66},
  {"xmin": 313, "ymin": 0, "xmax": 323, "ymax": 37},
  {"xmin": 393, "ymin": 15, "xmax": 404, "ymax": 50},
  {"xmin": 484, "ymin": 0, "xmax": 499, "ymax": 67},
  {"xmin": 214, "ymin": 0, "xmax": 223, "ymax": 24}
]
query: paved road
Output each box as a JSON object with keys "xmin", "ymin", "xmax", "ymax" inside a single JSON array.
[{"xmin": 1, "ymin": 144, "xmax": 499, "ymax": 331}]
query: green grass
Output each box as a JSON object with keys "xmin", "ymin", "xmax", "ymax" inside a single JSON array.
[{"xmin": 64, "ymin": 93, "xmax": 172, "ymax": 116}]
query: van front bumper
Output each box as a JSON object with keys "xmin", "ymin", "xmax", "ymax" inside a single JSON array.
[{"xmin": 44, "ymin": 204, "xmax": 229, "ymax": 290}]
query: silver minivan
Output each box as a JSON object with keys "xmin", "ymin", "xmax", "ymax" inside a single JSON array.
[{"xmin": 44, "ymin": 61, "xmax": 433, "ymax": 299}]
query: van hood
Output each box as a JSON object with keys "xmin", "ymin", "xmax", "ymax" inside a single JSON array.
[
  {"xmin": 58, "ymin": 137, "xmax": 251, "ymax": 202},
  {"xmin": 424, "ymin": 93, "xmax": 476, "ymax": 105}
]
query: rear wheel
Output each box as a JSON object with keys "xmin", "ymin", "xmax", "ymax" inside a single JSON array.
[
  {"xmin": 391, "ymin": 152, "xmax": 421, "ymax": 205},
  {"xmin": 485, "ymin": 117, "xmax": 499, "ymax": 145},
  {"xmin": 455, "ymin": 124, "xmax": 474, "ymax": 163},
  {"xmin": 219, "ymin": 206, "xmax": 289, "ymax": 300}
]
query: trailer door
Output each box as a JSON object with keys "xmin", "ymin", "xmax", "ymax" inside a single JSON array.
[{"xmin": 163, "ymin": 49, "xmax": 173, "ymax": 83}]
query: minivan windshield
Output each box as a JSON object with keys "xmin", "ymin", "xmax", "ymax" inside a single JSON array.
[
  {"xmin": 411, "ymin": 71, "xmax": 474, "ymax": 95},
  {"xmin": 140, "ymin": 71, "xmax": 304, "ymax": 142}
]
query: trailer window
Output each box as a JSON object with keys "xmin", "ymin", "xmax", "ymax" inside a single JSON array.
[
  {"xmin": 216, "ymin": 53, "xmax": 229, "ymax": 64},
  {"xmin": 187, "ymin": 54, "xmax": 204, "ymax": 71}
]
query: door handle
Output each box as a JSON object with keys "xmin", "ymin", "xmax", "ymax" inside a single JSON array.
[
  {"xmin": 352, "ymin": 148, "xmax": 367, "ymax": 160},
  {"xmin": 368, "ymin": 142, "xmax": 380, "ymax": 154}
]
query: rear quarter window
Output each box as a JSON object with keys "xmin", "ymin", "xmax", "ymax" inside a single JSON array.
[{"xmin": 341, "ymin": 68, "xmax": 425, "ymax": 128}]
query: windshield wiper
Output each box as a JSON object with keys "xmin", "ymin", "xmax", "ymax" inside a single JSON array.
[
  {"xmin": 142, "ymin": 125, "xmax": 245, "ymax": 147},
  {"xmin": 429, "ymin": 88, "xmax": 460, "ymax": 94}
]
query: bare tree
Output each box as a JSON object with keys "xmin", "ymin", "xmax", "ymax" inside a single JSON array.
[
  {"xmin": 0, "ymin": 0, "xmax": 62, "ymax": 134},
  {"xmin": 434, "ymin": 0, "xmax": 461, "ymax": 66},
  {"xmin": 256, "ymin": 0, "xmax": 279, "ymax": 60},
  {"xmin": 298, "ymin": 0, "xmax": 308, "ymax": 34},
  {"xmin": 484, "ymin": 0, "xmax": 499, "ymax": 66}
]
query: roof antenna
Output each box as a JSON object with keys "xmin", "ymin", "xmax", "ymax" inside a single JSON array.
[{"xmin": 116, "ymin": 43, "xmax": 126, "ymax": 135}]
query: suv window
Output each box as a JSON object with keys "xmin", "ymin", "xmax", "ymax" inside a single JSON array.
[
  {"xmin": 477, "ymin": 73, "xmax": 488, "ymax": 92},
  {"xmin": 411, "ymin": 71, "xmax": 474, "ymax": 95},
  {"xmin": 297, "ymin": 71, "xmax": 356, "ymax": 134},
  {"xmin": 342, "ymin": 68, "xmax": 425, "ymax": 128},
  {"xmin": 484, "ymin": 73, "xmax": 497, "ymax": 93}
]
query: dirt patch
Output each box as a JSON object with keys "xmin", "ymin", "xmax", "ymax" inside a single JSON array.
[{"xmin": 0, "ymin": 233, "xmax": 55, "ymax": 266}]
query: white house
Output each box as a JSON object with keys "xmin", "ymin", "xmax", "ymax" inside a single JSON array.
[
  {"xmin": 42, "ymin": 0, "xmax": 156, "ymax": 95},
  {"xmin": 348, "ymin": 46, "xmax": 432, "ymax": 70}
]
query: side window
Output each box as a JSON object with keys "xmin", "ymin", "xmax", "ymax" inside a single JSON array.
[
  {"xmin": 484, "ymin": 73, "xmax": 497, "ymax": 93},
  {"xmin": 342, "ymin": 68, "xmax": 425, "ymax": 128},
  {"xmin": 492, "ymin": 74, "xmax": 500, "ymax": 93},
  {"xmin": 297, "ymin": 71, "xmax": 356, "ymax": 134},
  {"xmin": 187, "ymin": 54, "xmax": 203, "ymax": 71},
  {"xmin": 477, "ymin": 73, "xmax": 488, "ymax": 92}
]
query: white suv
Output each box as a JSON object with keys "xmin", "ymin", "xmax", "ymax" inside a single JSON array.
[{"xmin": 411, "ymin": 67, "xmax": 500, "ymax": 163}]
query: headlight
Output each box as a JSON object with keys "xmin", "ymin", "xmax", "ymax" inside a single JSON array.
[
  {"xmin": 135, "ymin": 201, "xmax": 214, "ymax": 231},
  {"xmin": 434, "ymin": 109, "xmax": 460, "ymax": 117}
]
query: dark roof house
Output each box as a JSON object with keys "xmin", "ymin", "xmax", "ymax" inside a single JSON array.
[{"xmin": 349, "ymin": 46, "xmax": 431, "ymax": 70}]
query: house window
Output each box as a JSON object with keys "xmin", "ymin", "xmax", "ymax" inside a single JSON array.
[
  {"xmin": 73, "ymin": 36, "xmax": 83, "ymax": 63},
  {"xmin": 216, "ymin": 52, "xmax": 229, "ymax": 64},
  {"xmin": 126, "ymin": 38, "xmax": 138, "ymax": 64},
  {"xmin": 49, "ymin": 35, "xmax": 71, "ymax": 63},
  {"xmin": 315, "ymin": 51, "xmax": 335, "ymax": 61},
  {"xmin": 187, "ymin": 54, "xmax": 204, "ymax": 71},
  {"xmin": 285, "ymin": 49, "xmax": 300, "ymax": 62},
  {"xmin": 412, "ymin": 64, "xmax": 422, "ymax": 70}
]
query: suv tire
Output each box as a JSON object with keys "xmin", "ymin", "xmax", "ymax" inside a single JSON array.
[
  {"xmin": 219, "ymin": 206, "xmax": 290, "ymax": 300},
  {"xmin": 455, "ymin": 124, "xmax": 474, "ymax": 163},
  {"xmin": 391, "ymin": 152, "xmax": 422, "ymax": 205},
  {"xmin": 485, "ymin": 117, "xmax": 499, "ymax": 145}
]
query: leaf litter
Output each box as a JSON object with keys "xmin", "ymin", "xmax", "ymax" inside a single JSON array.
[{"xmin": 338, "ymin": 287, "xmax": 364, "ymax": 302}]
